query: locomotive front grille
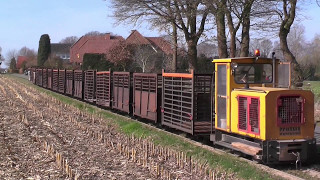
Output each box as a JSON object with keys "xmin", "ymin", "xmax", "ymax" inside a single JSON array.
[
  {"xmin": 277, "ymin": 96, "xmax": 305, "ymax": 127},
  {"xmin": 280, "ymin": 127, "xmax": 301, "ymax": 136}
]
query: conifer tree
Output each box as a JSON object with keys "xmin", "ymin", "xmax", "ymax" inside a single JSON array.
[
  {"xmin": 37, "ymin": 34, "xmax": 51, "ymax": 66},
  {"xmin": 9, "ymin": 57, "xmax": 16, "ymax": 70}
]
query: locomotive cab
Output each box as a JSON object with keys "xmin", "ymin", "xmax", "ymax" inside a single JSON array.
[{"xmin": 211, "ymin": 54, "xmax": 317, "ymax": 164}]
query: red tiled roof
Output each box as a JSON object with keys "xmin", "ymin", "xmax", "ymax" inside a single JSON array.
[
  {"xmin": 126, "ymin": 30, "xmax": 151, "ymax": 45},
  {"xmin": 70, "ymin": 31, "xmax": 173, "ymax": 63},
  {"xmin": 146, "ymin": 37, "xmax": 173, "ymax": 55},
  {"xmin": 16, "ymin": 56, "xmax": 28, "ymax": 69},
  {"xmin": 126, "ymin": 30, "xmax": 173, "ymax": 55},
  {"xmin": 70, "ymin": 33, "xmax": 124, "ymax": 63}
]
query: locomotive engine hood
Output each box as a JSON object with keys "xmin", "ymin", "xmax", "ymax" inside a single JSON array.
[{"xmin": 231, "ymin": 87, "xmax": 315, "ymax": 141}]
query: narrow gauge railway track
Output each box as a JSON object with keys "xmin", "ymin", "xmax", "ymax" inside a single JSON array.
[{"xmin": 6, "ymin": 75, "xmax": 317, "ymax": 179}]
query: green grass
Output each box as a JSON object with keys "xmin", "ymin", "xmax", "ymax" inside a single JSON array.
[
  {"xmin": 303, "ymin": 81, "xmax": 320, "ymax": 102},
  {"xmin": 6, "ymin": 74, "xmax": 280, "ymax": 180}
]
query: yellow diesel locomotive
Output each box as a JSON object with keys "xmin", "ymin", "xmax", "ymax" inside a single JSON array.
[{"xmin": 211, "ymin": 52, "xmax": 316, "ymax": 164}]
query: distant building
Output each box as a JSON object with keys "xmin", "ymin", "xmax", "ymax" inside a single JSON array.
[
  {"xmin": 126, "ymin": 30, "xmax": 173, "ymax": 55},
  {"xmin": 125, "ymin": 30, "xmax": 174, "ymax": 72},
  {"xmin": 51, "ymin": 43, "xmax": 72, "ymax": 61},
  {"xmin": 16, "ymin": 56, "xmax": 28, "ymax": 69},
  {"xmin": 70, "ymin": 33, "xmax": 124, "ymax": 64}
]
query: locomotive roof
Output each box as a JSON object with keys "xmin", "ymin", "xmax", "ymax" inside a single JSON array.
[
  {"xmin": 234, "ymin": 87, "xmax": 312, "ymax": 93},
  {"xmin": 212, "ymin": 57, "xmax": 279, "ymax": 63}
]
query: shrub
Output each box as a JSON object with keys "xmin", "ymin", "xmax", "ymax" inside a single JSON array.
[{"xmin": 82, "ymin": 53, "xmax": 115, "ymax": 71}]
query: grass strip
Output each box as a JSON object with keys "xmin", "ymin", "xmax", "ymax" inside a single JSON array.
[
  {"xmin": 303, "ymin": 81, "xmax": 320, "ymax": 102},
  {"xmin": 6, "ymin": 74, "xmax": 281, "ymax": 180}
]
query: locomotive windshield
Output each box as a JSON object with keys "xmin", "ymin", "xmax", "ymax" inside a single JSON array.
[{"xmin": 234, "ymin": 64, "xmax": 272, "ymax": 84}]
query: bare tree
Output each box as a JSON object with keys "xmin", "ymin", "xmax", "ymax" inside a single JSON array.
[
  {"xmin": 293, "ymin": 33, "xmax": 320, "ymax": 80},
  {"xmin": 110, "ymin": 0, "xmax": 208, "ymax": 71},
  {"xmin": 18, "ymin": 46, "xmax": 36, "ymax": 57},
  {"xmin": 108, "ymin": 40, "xmax": 134, "ymax": 71},
  {"xmin": 133, "ymin": 45, "xmax": 159, "ymax": 72},
  {"xmin": 225, "ymin": 0, "xmax": 241, "ymax": 57},
  {"xmin": 9, "ymin": 57, "xmax": 17, "ymax": 70},
  {"xmin": 17, "ymin": 47, "xmax": 37, "ymax": 68},
  {"xmin": 250, "ymin": 38, "xmax": 273, "ymax": 57},
  {"xmin": 197, "ymin": 42, "xmax": 218, "ymax": 58},
  {"xmin": 60, "ymin": 36, "xmax": 79, "ymax": 44},
  {"xmin": 272, "ymin": 40, "xmax": 284, "ymax": 60},
  {"xmin": 84, "ymin": 31, "xmax": 103, "ymax": 36},
  {"xmin": 260, "ymin": 39, "xmax": 273, "ymax": 57},
  {"xmin": 287, "ymin": 24, "xmax": 305, "ymax": 60},
  {"xmin": 205, "ymin": 0, "xmax": 277, "ymax": 58},
  {"xmin": 5, "ymin": 49, "xmax": 17, "ymax": 66},
  {"xmin": 277, "ymin": 0, "xmax": 303, "ymax": 82},
  {"xmin": 204, "ymin": 0, "xmax": 228, "ymax": 58},
  {"xmin": 173, "ymin": 0, "xmax": 209, "ymax": 70}
]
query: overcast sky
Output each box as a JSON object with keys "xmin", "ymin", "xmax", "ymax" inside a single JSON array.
[{"xmin": 0, "ymin": 0, "xmax": 319, "ymax": 68}]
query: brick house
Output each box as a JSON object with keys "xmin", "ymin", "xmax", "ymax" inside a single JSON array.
[
  {"xmin": 125, "ymin": 30, "xmax": 173, "ymax": 72},
  {"xmin": 70, "ymin": 33, "xmax": 124, "ymax": 64},
  {"xmin": 126, "ymin": 30, "xmax": 173, "ymax": 56}
]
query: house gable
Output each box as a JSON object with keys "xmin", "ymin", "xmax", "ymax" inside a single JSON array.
[
  {"xmin": 70, "ymin": 33, "xmax": 124, "ymax": 63},
  {"xmin": 126, "ymin": 30, "xmax": 173, "ymax": 55}
]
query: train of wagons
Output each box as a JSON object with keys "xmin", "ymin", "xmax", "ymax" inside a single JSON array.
[{"xmin": 29, "ymin": 53, "xmax": 317, "ymax": 165}]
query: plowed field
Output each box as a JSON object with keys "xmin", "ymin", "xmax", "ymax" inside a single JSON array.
[{"xmin": 0, "ymin": 76, "xmax": 222, "ymax": 179}]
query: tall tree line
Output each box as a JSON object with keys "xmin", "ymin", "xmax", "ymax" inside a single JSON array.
[{"xmin": 110, "ymin": 0, "xmax": 304, "ymax": 82}]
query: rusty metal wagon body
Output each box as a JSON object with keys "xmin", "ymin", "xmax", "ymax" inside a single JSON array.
[
  {"xmin": 112, "ymin": 72, "xmax": 132, "ymax": 113},
  {"xmin": 66, "ymin": 70, "xmax": 74, "ymax": 96},
  {"xmin": 74, "ymin": 70, "xmax": 84, "ymax": 99},
  {"xmin": 84, "ymin": 70, "xmax": 96, "ymax": 103},
  {"xmin": 96, "ymin": 71, "xmax": 112, "ymax": 108},
  {"xmin": 58, "ymin": 69, "xmax": 66, "ymax": 94},
  {"xmin": 47, "ymin": 69, "xmax": 53, "ymax": 89},
  {"xmin": 161, "ymin": 70, "xmax": 214, "ymax": 135},
  {"xmin": 133, "ymin": 73, "xmax": 162, "ymax": 122},
  {"xmin": 42, "ymin": 69, "xmax": 48, "ymax": 88},
  {"xmin": 36, "ymin": 69, "xmax": 43, "ymax": 86},
  {"xmin": 52, "ymin": 70, "xmax": 59, "ymax": 91}
]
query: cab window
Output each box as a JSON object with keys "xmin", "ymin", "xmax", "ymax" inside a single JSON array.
[{"xmin": 234, "ymin": 64, "xmax": 272, "ymax": 84}]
